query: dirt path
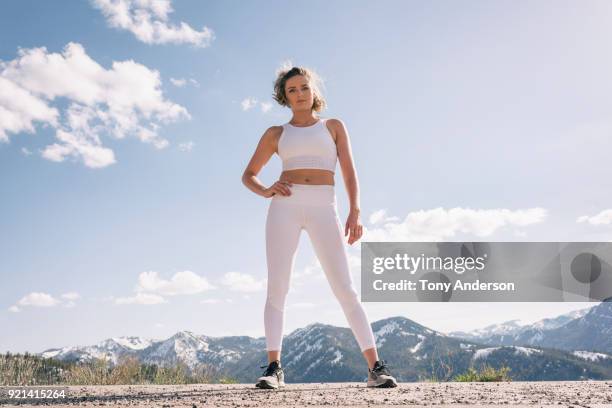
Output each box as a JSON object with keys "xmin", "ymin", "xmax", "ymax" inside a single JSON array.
[{"xmin": 1, "ymin": 381, "xmax": 611, "ymax": 407}]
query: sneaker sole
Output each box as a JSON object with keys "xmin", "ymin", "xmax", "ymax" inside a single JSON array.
[
  {"xmin": 255, "ymin": 379, "xmax": 285, "ymax": 389},
  {"xmin": 367, "ymin": 379, "xmax": 398, "ymax": 388}
]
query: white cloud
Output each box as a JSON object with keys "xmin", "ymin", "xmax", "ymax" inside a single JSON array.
[
  {"xmin": 178, "ymin": 141, "xmax": 194, "ymax": 152},
  {"xmin": 0, "ymin": 42, "xmax": 190, "ymax": 168},
  {"xmin": 42, "ymin": 128, "xmax": 116, "ymax": 168},
  {"xmin": 220, "ymin": 271, "xmax": 265, "ymax": 292},
  {"xmin": 21, "ymin": 147, "xmax": 32, "ymax": 156},
  {"xmin": 170, "ymin": 77, "xmax": 186, "ymax": 87},
  {"xmin": 241, "ymin": 97, "xmax": 257, "ymax": 111},
  {"xmin": 241, "ymin": 98, "xmax": 273, "ymax": 113},
  {"xmin": 369, "ymin": 209, "xmax": 386, "ymax": 224},
  {"xmin": 170, "ymin": 77, "xmax": 199, "ymax": 88},
  {"xmin": 8, "ymin": 291, "xmax": 83, "ymax": 311},
  {"xmin": 0, "ymin": 76, "xmax": 59, "ymax": 143},
  {"xmin": 291, "ymin": 251, "xmax": 362, "ymax": 294},
  {"xmin": 363, "ymin": 207, "xmax": 548, "ymax": 241},
  {"xmin": 577, "ymin": 209, "xmax": 612, "ymax": 225},
  {"xmin": 369, "ymin": 209, "xmax": 400, "ymax": 225},
  {"xmin": 91, "ymin": 0, "xmax": 214, "ymax": 47},
  {"xmin": 111, "ymin": 270, "xmax": 215, "ymax": 306},
  {"xmin": 115, "ymin": 292, "xmax": 167, "ymax": 305},
  {"xmin": 292, "ymin": 252, "xmax": 366, "ymax": 291},
  {"xmin": 17, "ymin": 292, "xmax": 60, "ymax": 307},
  {"xmin": 61, "ymin": 292, "xmax": 81, "ymax": 300},
  {"xmin": 292, "ymin": 258, "xmax": 324, "ymax": 287},
  {"xmin": 135, "ymin": 270, "xmax": 216, "ymax": 296},
  {"xmin": 260, "ymin": 102, "xmax": 272, "ymax": 113}
]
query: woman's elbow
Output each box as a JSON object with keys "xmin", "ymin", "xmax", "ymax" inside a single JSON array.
[{"xmin": 242, "ymin": 170, "xmax": 254, "ymax": 185}]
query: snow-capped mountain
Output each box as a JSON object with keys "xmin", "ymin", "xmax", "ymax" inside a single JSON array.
[
  {"xmin": 530, "ymin": 307, "xmax": 591, "ymax": 330},
  {"xmin": 36, "ymin": 304, "xmax": 612, "ymax": 382},
  {"xmin": 110, "ymin": 336, "xmax": 155, "ymax": 350},
  {"xmin": 537, "ymin": 301, "xmax": 612, "ymax": 353},
  {"xmin": 447, "ymin": 306, "xmax": 594, "ymax": 347},
  {"xmin": 142, "ymin": 331, "xmax": 211, "ymax": 370},
  {"xmin": 39, "ymin": 336, "xmax": 158, "ymax": 364},
  {"xmin": 449, "ymin": 319, "xmax": 524, "ymax": 340}
]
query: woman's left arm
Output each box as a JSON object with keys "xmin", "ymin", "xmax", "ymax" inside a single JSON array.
[{"xmin": 330, "ymin": 118, "xmax": 363, "ymax": 245}]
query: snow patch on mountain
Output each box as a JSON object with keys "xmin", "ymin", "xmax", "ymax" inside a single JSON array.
[
  {"xmin": 472, "ymin": 347, "xmax": 501, "ymax": 360},
  {"xmin": 287, "ymin": 333, "xmax": 326, "ymax": 364},
  {"xmin": 409, "ymin": 335, "xmax": 425, "ymax": 354},
  {"xmin": 330, "ymin": 349, "xmax": 343, "ymax": 365},
  {"xmin": 374, "ymin": 321, "xmax": 401, "ymax": 338},
  {"xmin": 111, "ymin": 336, "xmax": 154, "ymax": 350},
  {"xmin": 40, "ymin": 348, "xmax": 65, "ymax": 358},
  {"xmin": 513, "ymin": 346, "xmax": 542, "ymax": 356},
  {"xmin": 373, "ymin": 320, "xmax": 428, "ymax": 348},
  {"xmin": 573, "ymin": 351, "xmax": 610, "ymax": 361},
  {"xmin": 304, "ymin": 356, "xmax": 324, "ymax": 376}
]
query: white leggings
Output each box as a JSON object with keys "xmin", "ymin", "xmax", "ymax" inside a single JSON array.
[{"xmin": 264, "ymin": 183, "xmax": 376, "ymax": 353}]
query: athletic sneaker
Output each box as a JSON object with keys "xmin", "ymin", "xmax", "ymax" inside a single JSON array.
[
  {"xmin": 255, "ymin": 360, "xmax": 285, "ymax": 389},
  {"xmin": 367, "ymin": 360, "xmax": 398, "ymax": 388}
]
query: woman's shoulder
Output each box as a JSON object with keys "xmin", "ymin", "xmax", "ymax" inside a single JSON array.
[
  {"xmin": 260, "ymin": 125, "xmax": 284, "ymax": 152},
  {"xmin": 321, "ymin": 117, "xmax": 347, "ymax": 137},
  {"xmin": 322, "ymin": 117, "xmax": 345, "ymax": 128},
  {"xmin": 262, "ymin": 125, "xmax": 284, "ymax": 138}
]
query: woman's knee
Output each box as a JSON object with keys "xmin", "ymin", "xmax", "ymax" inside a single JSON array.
[
  {"xmin": 332, "ymin": 283, "xmax": 360, "ymax": 307},
  {"xmin": 265, "ymin": 286, "xmax": 290, "ymax": 311}
]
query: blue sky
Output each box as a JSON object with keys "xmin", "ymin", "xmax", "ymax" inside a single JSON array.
[{"xmin": 1, "ymin": 0, "xmax": 611, "ymax": 353}]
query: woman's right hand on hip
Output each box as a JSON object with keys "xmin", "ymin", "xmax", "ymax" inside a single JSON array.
[{"xmin": 264, "ymin": 181, "xmax": 293, "ymax": 198}]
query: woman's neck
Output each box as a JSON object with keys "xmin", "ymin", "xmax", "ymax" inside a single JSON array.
[{"xmin": 290, "ymin": 112, "xmax": 319, "ymax": 126}]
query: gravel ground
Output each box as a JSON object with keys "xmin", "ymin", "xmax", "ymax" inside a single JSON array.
[{"xmin": 1, "ymin": 381, "xmax": 611, "ymax": 407}]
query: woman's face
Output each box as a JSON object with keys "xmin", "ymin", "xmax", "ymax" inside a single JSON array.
[{"xmin": 284, "ymin": 75, "xmax": 314, "ymax": 112}]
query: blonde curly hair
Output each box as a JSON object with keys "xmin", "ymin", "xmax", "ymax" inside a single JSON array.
[{"xmin": 273, "ymin": 66, "xmax": 326, "ymax": 112}]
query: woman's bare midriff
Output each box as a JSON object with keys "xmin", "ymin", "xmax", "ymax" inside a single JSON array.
[{"xmin": 279, "ymin": 169, "xmax": 334, "ymax": 186}]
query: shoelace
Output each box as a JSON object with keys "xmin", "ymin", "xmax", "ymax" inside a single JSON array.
[
  {"xmin": 371, "ymin": 360, "xmax": 393, "ymax": 375},
  {"xmin": 260, "ymin": 363, "xmax": 282, "ymax": 377}
]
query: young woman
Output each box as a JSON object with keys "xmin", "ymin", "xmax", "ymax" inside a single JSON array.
[{"xmin": 241, "ymin": 66, "xmax": 397, "ymax": 389}]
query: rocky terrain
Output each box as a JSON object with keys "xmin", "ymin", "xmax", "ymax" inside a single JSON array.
[{"xmin": 1, "ymin": 381, "xmax": 612, "ymax": 407}]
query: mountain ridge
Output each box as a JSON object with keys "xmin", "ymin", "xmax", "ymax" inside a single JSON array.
[{"xmin": 34, "ymin": 303, "xmax": 612, "ymax": 382}]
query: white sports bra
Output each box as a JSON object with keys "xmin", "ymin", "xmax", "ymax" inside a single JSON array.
[{"xmin": 278, "ymin": 118, "xmax": 337, "ymax": 173}]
